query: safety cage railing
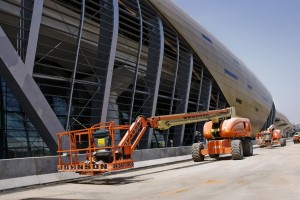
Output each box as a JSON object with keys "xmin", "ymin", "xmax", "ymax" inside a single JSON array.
[{"xmin": 57, "ymin": 122, "xmax": 134, "ymax": 175}]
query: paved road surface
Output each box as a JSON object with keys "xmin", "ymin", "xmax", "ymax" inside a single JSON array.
[{"xmin": 1, "ymin": 141, "xmax": 300, "ymax": 200}]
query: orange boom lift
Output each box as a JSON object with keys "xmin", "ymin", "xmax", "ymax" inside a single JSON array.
[
  {"xmin": 293, "ymin": 132, "xmax": 300, "ymax": 144},
  {"xmin": 57, "ymin": 107, "xmax": 253, "ymax": 175},
  {"xmin": 255, "ymin": 125, "xmax": 286, "ymax": 148},
  {"xmin": 192, "ymin": 110, "xmax": 253, "ymax": 161}
]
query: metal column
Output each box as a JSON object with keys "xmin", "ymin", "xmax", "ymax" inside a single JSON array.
[
  {"xmin": 90, "ymin": 0, "xmax": 119, "ymax": 124},
  {"xmin": 139, "ymin": 17, "xmax": 164, "ymax": 148},
  {"xmin": 25, "ymin": 0, "xmax": 44, "ymax": 75},
  {"xmin": 66, "ymin": 0, "xmax": 85, "ymax": 131},
  {"xmin": 129, "ymin": 0, "xmax": 143, "ymax": 124},
  {"xmin": 207, "ymin": 79, "xmax": 213, "ymax": 110},
  {"xmin": 164, "ymin": 36, "xmax": 180, "ymax": 146},
  {"xmin": 193, "ymin": 64, "xmax": 204, "ymax": 136},
  {"xmin": 172, "ymin": 53, "xmax": 193, "ymax": 146}
]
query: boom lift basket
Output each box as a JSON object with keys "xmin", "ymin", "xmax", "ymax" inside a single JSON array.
[{"xmin": 57, "ymin": 122, "xmax": 133, "ymax": 175}]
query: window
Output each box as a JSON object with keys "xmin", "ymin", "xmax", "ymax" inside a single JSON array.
[
  {"xmin": 247, "ymin": 84, "xmax": 252, "ymax": 90},
  {"xmin": 224, "ymin": 68, "xmax": 238, "ymax": 80},
  {"xmin": 236, "ymin": 98, "xmax": 242, "ymax": 104},
  {"xmin": 233, "ymin": 59, "xmax": 239, "ymax": 65},
  {"xmin": 262, "ymin": 96, "xmax": 269, "ymax": 103},
  {"xmin": 202, "ymin": 33, "xmax": 212, "ymax": 44}
]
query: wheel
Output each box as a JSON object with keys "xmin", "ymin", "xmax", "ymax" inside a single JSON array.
[
  {"xmin": 231, "ymin": 140, "xmax": 243, "ymax": 160},
  {"xmin": 280, "ymin": 138, "xmax": 286, "ymax": 147},
  {"xmin": 209, "ymin": 154, "xmax": 219, "ymax": 159},
  {"xmin": 192, "ymin": 142, "xmax": 205, "ymax": 162},
  {"xmin": 242, "ymin": 139, "xmax": 253, "ymax": 156}
]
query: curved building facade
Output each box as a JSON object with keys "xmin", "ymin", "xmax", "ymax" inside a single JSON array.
[{"xmin": 0, "ymin": 0, "xmax": 275, "ymax": 159}]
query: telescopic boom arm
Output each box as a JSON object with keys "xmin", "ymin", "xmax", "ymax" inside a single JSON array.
[{"xmin": 147, "ymin": 107, "xmax": 236, "ymax": 130}]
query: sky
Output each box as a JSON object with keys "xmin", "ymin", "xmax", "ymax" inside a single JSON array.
[{"xmin": 173, "ymin": 0, "xmax": 300, "ymax": 124}]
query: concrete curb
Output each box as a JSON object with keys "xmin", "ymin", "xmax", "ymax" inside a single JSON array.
[{"xmin": 0, "ymin": 155, "xmax": 191, "ymax": 191}]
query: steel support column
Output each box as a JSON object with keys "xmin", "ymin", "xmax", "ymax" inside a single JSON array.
[
  {"xmin": 193, "ymin": 65, "xmax": 204, "ymax": 136},
  {"xmin": 207, "ymin": 79, "xmax": 213, "ymax": 110},
  {"xmin": 164, "ymin": 36, "xmax": 180, "ymax": 146},
  {"xmin": 140, "ymin": 17, "xmax": 164, "ymax": 148},
  {"xmin": 170, "ymin": 37, "xmax": 180, "ymax": 114},
  {"xmin": 90, "ymin": 0, "xmax": 119, "ymax": 124},
  {"xmin": 100, "ymin": 0, "xmax": 119, "ymax": 123},
  {"xmin": 173, "ymin": 53, "xmax": 193, "ymax": 146},
  {"xmin": 66, "ymin": 0, "xmax": 85, "ymax": 131},
  {"xmin": 25, "ymin": 0, "xmax": 44, "ymax": 75},
  {"xmin": 216, "ymin": 91, "xmax": 220, "ymax": 109},
  {"xmin": 129, "ymin": 0, "xmax": 143, "ymax": 124}
]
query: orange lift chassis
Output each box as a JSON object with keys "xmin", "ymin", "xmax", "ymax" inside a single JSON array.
[{"xmin": 57, "ymin": 107, "xmax": 253, "ymax": 175}]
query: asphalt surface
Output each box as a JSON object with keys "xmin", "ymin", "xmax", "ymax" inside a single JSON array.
[{"xmin": 1, "ymin": 140, "xmax": 300, "ymax": 200}]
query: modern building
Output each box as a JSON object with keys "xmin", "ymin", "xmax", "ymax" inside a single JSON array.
[{"xmin": 0, "ymin": 0, "xmax": 291, "ymax": 159}]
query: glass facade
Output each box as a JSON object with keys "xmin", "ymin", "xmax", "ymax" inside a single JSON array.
[
  {"xmin": 0, "ymin": 79, "xmax": 50, "ymax": 158},
  {"xmin": 1, "ymin": 0, "xmax": 275, "ymax": 159}
]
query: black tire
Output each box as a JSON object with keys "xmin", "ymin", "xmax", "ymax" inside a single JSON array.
[
  {"xmin": 280, "ymin": 138, "xmax": 286, "ymax": 147},
  {"xmin": 231, "ymin": 140, "xmax": 243, "ymax": 160},
  {"xmin": 209, "ymin": 154, "xmax": 220, "ymax": 159},
  {"xmin": 242, "ymin": 139, "xmax": 253, "ymax": 157},
  {"xmin": 192, "ymin": 142, "xmax": 205, "ymax": 162}
]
